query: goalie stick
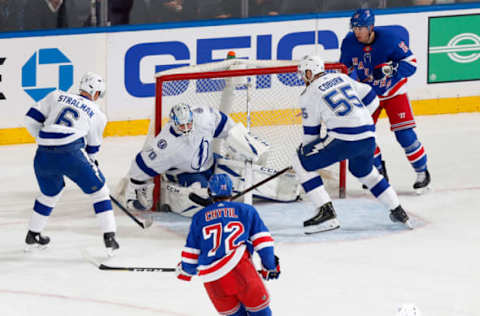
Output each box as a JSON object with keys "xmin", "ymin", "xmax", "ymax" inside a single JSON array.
[
  {"xmin": 189, "ymin": 166, "xmax": 293, "ymax": 207},
  {"xmin": 110, "ymin": 195, "xmax": 153, "ymax": 229}
]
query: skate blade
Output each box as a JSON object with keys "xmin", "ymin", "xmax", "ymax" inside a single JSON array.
[
  {"xmin": 414, "ymin": 185, "xmax": 432, "ymax": 195},
  {"xmin": 304, "ymin": 219, "xmax": 340, "ymax": 234}
]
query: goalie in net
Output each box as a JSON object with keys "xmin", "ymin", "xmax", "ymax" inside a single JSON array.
[
  {"xmin": 118, "ymin": 58, "xmax": 347, "ymax": 216},
  {"xmin": 123, "ymin": 102, "xmax": 299, "ymax": 217}
]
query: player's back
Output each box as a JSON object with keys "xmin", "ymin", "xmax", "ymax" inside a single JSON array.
[
  {"xmin": 300, "ymin": 72, "xmax": 375, "ymax": 141},
  {"xmin": 191, "ymin": 201, "xmax": 259, "ymax": 266},
  {"xmin": 35, "ymin": 90, "xmax": 105, "ymax": 146}
]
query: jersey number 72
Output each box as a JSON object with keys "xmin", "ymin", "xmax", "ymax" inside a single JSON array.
[{"xmin": 203, "ymin": 221, "xmax": 245, "ymax": 257}]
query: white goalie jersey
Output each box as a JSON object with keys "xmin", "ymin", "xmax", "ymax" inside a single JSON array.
[{"xmin": 129, "ymin": 106, "xmax": 236, "ymax": 181}]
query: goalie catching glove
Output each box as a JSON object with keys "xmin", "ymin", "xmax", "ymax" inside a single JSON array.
[
  {"xmin": 373, "ymin": 61, "xmax": 399, "ymax": 80},
  {"xmin": 126, "ymin": 179, "xmax": 154, "ymax": 211},
  {"xmin": 260, "ymin": 255, "xmax": 281, "ymax": 281},
  {"xmin": 225, "ymin": 123, "xmax": 270, "ymax": 163}
]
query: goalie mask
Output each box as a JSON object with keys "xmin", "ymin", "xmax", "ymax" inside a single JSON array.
[
  {"xmin": 208, "ymin": 174, "xmax": 233, "ymax": 198},
  {"xmin": 79, "ymin": 72, "xmax": 105, "ymax": 99},
  {"xmin": 170, "ymin": 103, "xmax": 193, "ymax": 135},
  {"xmin": 298, "ymin": 55, "xmax": 325, "ymax": 83}
]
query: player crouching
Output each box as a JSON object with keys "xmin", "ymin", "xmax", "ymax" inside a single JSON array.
[
  {"xmin": 176, "ymin": 174, "xmax": 280, "ymax": 316},
  {"xmin": 123, "ymin": 102, "xmax": 299, "ymax": 217}
]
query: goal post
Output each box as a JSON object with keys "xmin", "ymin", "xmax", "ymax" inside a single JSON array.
[{"xmin": 151, "ymin": 59, "xmax": 348, "ymax": 211}]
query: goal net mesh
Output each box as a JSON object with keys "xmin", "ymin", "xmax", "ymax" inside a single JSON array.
[{"xmin": 148, "ymin": 59, "xmax": 347, "ymax": 209}]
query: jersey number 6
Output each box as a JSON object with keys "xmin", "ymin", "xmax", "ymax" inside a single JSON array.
[
  {"xmin": 203, "ymin": 221, "xmax": 245, "ymax": 257},
  {"xmin": 55, "ymin": 107, "xmax": 80, "ymax": 127},
  {"xmin": 323, "ymin": 84, "xmax": 362, "ymax": 116}
]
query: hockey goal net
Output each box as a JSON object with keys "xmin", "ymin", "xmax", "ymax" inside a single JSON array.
[{"xmin": 149, "ymin": 59, "xmax": 347, "ymax": 210}]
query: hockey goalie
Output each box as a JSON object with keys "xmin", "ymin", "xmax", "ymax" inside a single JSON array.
[{"xmin": 121, "ymin": 103, "xmax": 301, "ymax": 217}]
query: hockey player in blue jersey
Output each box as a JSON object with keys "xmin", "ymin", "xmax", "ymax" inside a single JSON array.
[
  {"xmin": 23, "ymin": 72, "xmax": 119, "ymax": 255},
  {"xmin": 340, "ymin": 8, "xmax": 431, "ymax": 193},
  {"xmin": 293, "ymin": 54, "xmax": 412, "ymax": 233},
  {"xmin": 176, "ymin": 174, "xmax": 280, "ymax": 316}
]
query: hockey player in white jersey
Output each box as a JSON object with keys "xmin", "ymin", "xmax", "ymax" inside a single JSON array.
[
  {"xmin": 125, "ymin": 103, "xmax": 270, "ymax": 216},
  {"xmin": 24, "ymin": 72, "xmax": 119, "ymax": 255},
  {"xmin": 293, "ymin": 55, "xmax": 412, "ymax": 233}
]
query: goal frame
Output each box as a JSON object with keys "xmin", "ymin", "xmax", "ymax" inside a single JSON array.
[{"xmin": 153, "ymin": 62, "xmax": 348, "ymax": 210}]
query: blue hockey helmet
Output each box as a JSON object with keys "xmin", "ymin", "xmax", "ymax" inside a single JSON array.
[
  {"xmin": 208, "ymin": 174, "xmax": 233, "ymax": 198},
  {"xmin": 350, "ymin": 8, "xmax": 375, "ymax": 29}
]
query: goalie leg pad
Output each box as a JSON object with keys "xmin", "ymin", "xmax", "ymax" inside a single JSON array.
[
  {"xmin": 225, "ymin": 123, "xmax": 270, "ymax": 163},
  {"xmin": 161, "ymin": 181, "xmax": 207, "ymax": 217},
  {"xmin": 216, "ymin": 158, "xmax": 300, "ymax": 202}
]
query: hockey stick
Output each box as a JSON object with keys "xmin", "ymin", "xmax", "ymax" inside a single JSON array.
[
  {"xmin": 81, "ymin": 249, "xmax": 174, "ymax": 272},
  {"xmin": 109, "ymin": 195, "xmax": 153, "ymax": 229},
  {"xmin": 99, "ymin": 264, "xmax": 175, "ymax": 272},
  {"xmin": 189, "ymin": 166, "xmax": 293, "ymax": 206}
]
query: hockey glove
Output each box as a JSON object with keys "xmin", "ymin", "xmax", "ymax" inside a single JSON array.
[
  {"xmin": 373, "ymin": 61, "xmax": 399, "ymax": 80},
  {"xmin": 261, "ymin": 255, "xmax": 281, "ymax": 280},
  {"xmin": 126, "ymin": 179, "xmax": 154, "ymax": 211},
  {"xmin": 175, "ymin": 262, "xmax": 192, "ymax": 282}
]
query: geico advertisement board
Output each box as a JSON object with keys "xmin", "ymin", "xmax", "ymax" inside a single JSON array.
[
  {"xmin": 1, "ymin": 6, "xmax": 479, "ymax": 130},
  {"xmin": 107, "ymin": 7, "xmax": 480, "ymax": 122},
  {"xmin": 0, "ymin": 34, "xmax": 107, "ymax": 129}
]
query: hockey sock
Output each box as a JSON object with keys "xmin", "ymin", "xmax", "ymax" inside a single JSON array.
[
  {"xmin": 373, "ymin": 145, "xmax": 383, "ymax": 171},
  {"xmin": 395, "ymin": 129, "xmax": 427, "ymax": 172}
]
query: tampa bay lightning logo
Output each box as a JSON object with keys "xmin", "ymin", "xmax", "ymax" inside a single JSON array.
[
  {"xmin": 157, "ymin": 139, "xmax": 167, "ymax": 149},
  {"xmin": 191, "ymin": 138, "xmax": 210, "ymax": 170}
]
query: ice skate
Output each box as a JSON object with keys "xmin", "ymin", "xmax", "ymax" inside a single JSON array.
[
  {"xmin": 304, "ymin": 202, "xmax": 340, "ymax": 234},
  {"xmin": 24, "ymin": 230, "xmax": 50, "ymax": 252},
  {"xmin": 413, "ymin": 170, "xmax": 431, "ymax": 195},
  {"xmin": 104, "ymin": 232, "xmax": 120, "ymax": 257},
  {"xmin": 389, "ymin": 205, "xmax": 413, "ymax": 229}
]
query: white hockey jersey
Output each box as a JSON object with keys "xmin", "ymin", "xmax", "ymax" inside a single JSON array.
[
  {"xmin": 299, "ymin": 72, "xmax": 379, "ymax": 144},
  {"xmin": 136, "ymin": 106, "xmax": 235, "ymax": 178},
  {"xmin": 24, "ymin": 90, "xmax": 106, "ymax": 155}
]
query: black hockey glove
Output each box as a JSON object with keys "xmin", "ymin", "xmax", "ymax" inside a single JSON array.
[
  {"xmin": 261, "ymin": 255, "xmax": 281, "ymax": 280},
  {"xmin": 373, "ymin": 61, "xmax": 399, "ymax": 80}
]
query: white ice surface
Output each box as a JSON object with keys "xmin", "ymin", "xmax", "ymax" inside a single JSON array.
[{"xmin": 1, "ymin": 113, "xmax": 479, "ymax": 316}]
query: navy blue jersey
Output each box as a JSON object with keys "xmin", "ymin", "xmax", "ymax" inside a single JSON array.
[
  {"xmin": 180, "ymin": 201, "xmax": 276, "ymax": 283},
  {"xmin": 340, "ymin": 26, "xmax": 417, "ymax": 99}
]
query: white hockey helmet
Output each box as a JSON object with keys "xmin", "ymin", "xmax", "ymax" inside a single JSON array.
[
  {"xmin": 79, "ymin": 72, "xmax": 105, "ymax": 99},
  {"xmin": 169, "ymin": 103, "xmax": 193, "ymax": 135},
  {"xmin": 298, "ymin": 55, "xmax": 325, "ymax": 83}
]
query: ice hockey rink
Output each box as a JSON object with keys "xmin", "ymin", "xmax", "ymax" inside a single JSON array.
[{"xmin": 1, "ymin": 113, "xmax": 479, "ymax": 316}]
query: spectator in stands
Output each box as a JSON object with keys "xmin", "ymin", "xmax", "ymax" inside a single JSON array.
[
  {"xmin": 23, "ymin": 0, "xmax": 58, "ymax": 30},
  {"xmin": 109, "ymin": 0, "xmax": 134, "ymax": 25},
  {"xmin": 249, "ymin": 0, "xmax": 281, "ymax": 16},
  {"xmin": 130, "ymin": 0, "xmax": 183, "ymax": 24},
  {"xmin": 281, "ymin": 0, "xmax": 321, "ymax": 14},
  {"xmin": 183, "ymin": 0, "xmax": 232, "ymax": 20},
  {"xmin": 0, "ymin": 0, "xmax": 24, "ymax": 31}
]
